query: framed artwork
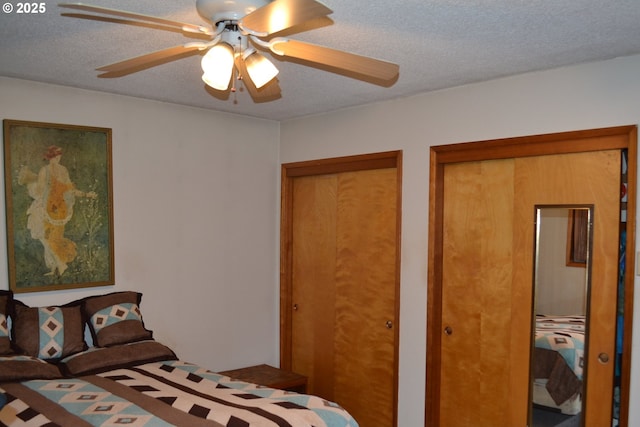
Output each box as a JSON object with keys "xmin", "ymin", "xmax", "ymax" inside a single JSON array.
[
  {"xmin": 566, "ymin": 208, "xmax": 589, "ymax": 267},
  {"xmin": 3, "ymin": 120, "xmax": 114, "ymax": 293}
]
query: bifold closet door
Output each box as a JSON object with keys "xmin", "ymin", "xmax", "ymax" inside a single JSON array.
[
  {"xmin": 439, "ymin": 150, "xmax": 620, "ymax": 426},
  {"xmin": 290, "ymin": 167, "xmax": 398, "ymax": 427}
]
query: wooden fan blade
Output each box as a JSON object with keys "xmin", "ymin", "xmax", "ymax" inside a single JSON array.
[
  {"xmin": 96, "ymin": 44, "xmax": 203, "ymax": 75},
  {"xmin": 234, "ymin": 56, "xmax": 282, "ymax": 102},
  {"xmin": 58, "ymin": 3, "xmax": 212, "ymax": 35},
  {"xmin": 271, "ymin": 39, "xmax": 399, "ymax": 82},
  {"xmin": 61, "ymin": 12, "xmax": 187, "ymax": 34},
  {"xmin": 240, "ymin": 0, "xmax": 332, "ymax": 36}
]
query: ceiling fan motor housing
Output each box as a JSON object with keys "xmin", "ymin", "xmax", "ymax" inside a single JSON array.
[{"xmin": 196, "ymin": 0, "xmax": 270, "ymax": 24}]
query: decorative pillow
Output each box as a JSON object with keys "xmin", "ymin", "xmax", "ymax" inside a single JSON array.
[
  {"xmin": 0, "ymin": 290, "xmax": 13, "ymax": 355},
  {"xmin": 12, "ymin": 299, "xmax": 87, "ymax": 361},
  {"xmin": 59, "ymin": 340, "xmax": 177, "ymax": 376},
  {"xmin": 82, "ymin": 291, "xmax": 153, "ymax": 347},
  {"xmin": 0, "ymin": 354, "xmax": 63, "ymax": 382}
]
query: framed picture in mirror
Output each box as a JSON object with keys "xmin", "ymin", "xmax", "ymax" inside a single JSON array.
[{"xmin": 567, "ymin": 208, "xmax": 589, "ymax": 266}]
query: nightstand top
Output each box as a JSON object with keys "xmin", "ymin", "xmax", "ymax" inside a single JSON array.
[{"xmin": 218, "ymin": 364, "xmax": 307, "ymax": 391}]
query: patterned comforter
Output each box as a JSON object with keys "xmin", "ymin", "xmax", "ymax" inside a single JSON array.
[
  {"xmin": 535, "ymin": 315, "xmax": 585, "ymax": 379},
  {"xmin": 533, "ymin": 315, "xmax": 585, "ymax": 406},
  {"xmin": 0, "ymin": 360, "xmax": 358, "ymax": 427}
]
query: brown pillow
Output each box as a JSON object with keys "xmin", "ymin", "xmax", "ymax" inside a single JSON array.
[
  {"xmin": 0, "ymin": 290, "xmax": 13, "ymax": 355},
  {"xmin": 12, "ymin": 299, "xmax": 86, "ymax": 361},
  {"xmin": 82, "ymin": 291, "xmax": 153, "ymax": 347},
  {"xmin": 0, "ymin": 354, "xmax": 62, "ymax": 382},
  {"xmin": 59, "ymin": 340, "xmax": 177, "ymax": 376}
]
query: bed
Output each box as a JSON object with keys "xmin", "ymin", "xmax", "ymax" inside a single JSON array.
[
  {"xmin": 532, "ymin": 314, "xmax": 585, "ymax": 415},
  {"xmin": 0, "ymin": 291, "xmax": 358, "ymax": 427}
]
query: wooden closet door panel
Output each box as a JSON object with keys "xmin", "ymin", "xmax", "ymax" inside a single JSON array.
[
  {"xmin": 291, "ymin": 174, "xmax": 338, "ymax": 399},
  {"xmin": 288, "ymin": 160, "xmax": 400, "ymax": 427},
  {"xmin": 514, "ymin": 150, "xmax": 621, "ymax": 427},
  {"xmin": 430, "ymin": 128, "xmax": 635, "ymax": 427},
  {"xmin": 439, "ymin": 150, "xmax": 620, "ymax": 427},
  {"xmin": 441, "ymin": 159, "xmax": 518, "ymax": 427},
  {"xmin": 334, "ymin": 168, "xmax": 397, "ymax": 427}
]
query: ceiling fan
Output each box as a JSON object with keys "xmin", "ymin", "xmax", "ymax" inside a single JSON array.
[{"xmin": 58, "ymin": 0, "xmax": 400, "ymax": 102}]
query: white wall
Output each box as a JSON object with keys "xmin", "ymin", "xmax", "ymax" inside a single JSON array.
[
  {"xmin": 280, "ymin": 54, "xmax": 640, "ymax": 426},
  {"xmin": 537, "ymin": 208, "xmax": 587, "ymax": 316},
  {"xmin": 0, "ymin": 77, "xmax": 281, "ymax": 371}
]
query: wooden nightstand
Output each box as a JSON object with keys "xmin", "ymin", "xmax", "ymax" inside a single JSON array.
[{"xmin": 218, "ymin": 364, "xmax": 307, "ymax": 393}]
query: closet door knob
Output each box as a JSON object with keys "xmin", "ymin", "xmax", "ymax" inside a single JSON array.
[
  {"xmin": 386, "ymin": 321, "xmax": 393, "ymax": 329},
  {"xmin": 598, "ymin": 352, "xmax": 610, "ymax": 364},
  {"xmin": 444, "ymin": 326, "xmax": 453, "ymax": 336}
]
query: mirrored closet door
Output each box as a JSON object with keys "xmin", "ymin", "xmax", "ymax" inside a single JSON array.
[{"xmin": 427, "ymin": 126, "xmax": 636, "ymax": 427}]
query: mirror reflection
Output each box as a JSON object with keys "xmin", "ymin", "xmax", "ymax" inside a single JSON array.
[{"xmin": 531, "ymin": 206, "xmax": 592, "ymax": 427}]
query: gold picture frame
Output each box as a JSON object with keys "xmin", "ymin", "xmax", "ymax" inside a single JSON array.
[{"xmin": 3, "ymin": 120, "xmax": 114, "ymax": 293}]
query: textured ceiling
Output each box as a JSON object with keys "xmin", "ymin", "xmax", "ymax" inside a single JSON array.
[{"xmin": 2, "ymin": 0, "xmax": 640, "ymax": 121}]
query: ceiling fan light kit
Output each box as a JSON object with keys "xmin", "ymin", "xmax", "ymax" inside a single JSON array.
[
  {"xmin": 243, "ymin": 49, "xmax": 279, "ymax": 89},
  {"xmin": 201, "ymin": 44, "xmax": 235, "ymax": 90},
  {"xmin": 58, "ymin": 0, "xmax": 400, "ymax": 102}
]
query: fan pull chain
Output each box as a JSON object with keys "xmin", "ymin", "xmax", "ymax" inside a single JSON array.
[
  {"xmin": 232, "ymin": 34, "xmax": 243, "ymax": 104},
  {"xmin": 232, "ymin": 66, "xmax": 238, "ymax": 104},
  {"xmin": 231, "ymin": 67, "xmax": 237, "ymax": 93}
]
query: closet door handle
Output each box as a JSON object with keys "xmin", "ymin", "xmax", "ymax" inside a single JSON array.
[
  {"xmin": 444, "ymin": 326, "xmax": 453, "ymax": 336},
  {"xmin": 386, "ymin": 321, "xmax": 393, "ymax": 329},
  {"xmin": 598, "ymin": 352, "xmax": 610, "ymax": 364}
]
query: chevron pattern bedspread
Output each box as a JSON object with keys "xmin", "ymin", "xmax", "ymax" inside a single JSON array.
[{"xmin": 0, "ymin": 360, "xmax": 358, "ymax": 427}]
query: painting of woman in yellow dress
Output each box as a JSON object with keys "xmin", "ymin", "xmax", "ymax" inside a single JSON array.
[
  {"xmin": 19, "ymin": 145, "xmax": 98, "ymax": 277},
  {"xmin": 3, "ymin": 120, "xmax": 113, "ymax": 292}
]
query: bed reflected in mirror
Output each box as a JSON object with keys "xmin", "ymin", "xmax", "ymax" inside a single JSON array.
[{"xmin": 530, "ymin": 206, "xmax": 593, "ymax": 427}]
